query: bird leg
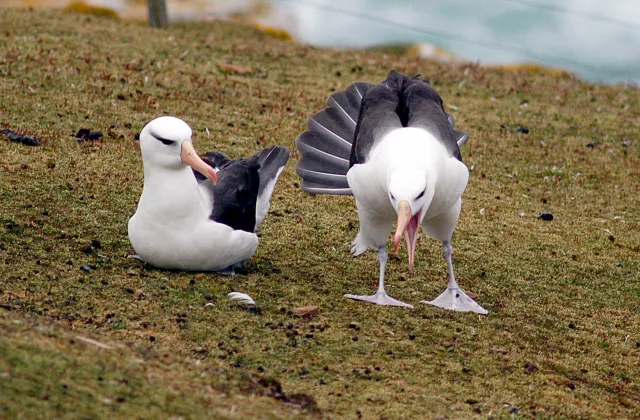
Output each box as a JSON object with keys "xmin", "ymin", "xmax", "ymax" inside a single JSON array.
[
  {"xmin": 344, "ymin": 247, "xmax": 413, "ymax": 308},
  {"xmin": 421, "ymin": 241, "xmax": 487, "ymax": 314}
]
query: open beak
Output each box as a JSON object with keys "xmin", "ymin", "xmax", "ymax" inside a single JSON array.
[
  {"xmin": 181, "ymin": 140, "xmax": 218, "ymax": 184},
  {"xmin": 393, "ymin": 200, "xmax": 421, "ymax": 274}
]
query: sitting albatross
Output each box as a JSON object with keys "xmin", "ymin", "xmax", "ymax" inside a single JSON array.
[
  {"xmin": 128, "ymin": 116, "xmax": 289, "ymax": 272},
  {"xmin": 295, "ymin": 70, "xmax": 487, "ymax": 314}
]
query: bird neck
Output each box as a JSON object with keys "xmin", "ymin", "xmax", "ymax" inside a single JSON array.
[{"xmin": 139, "ymin": 165, "xmax": 207, "ymax": 220}]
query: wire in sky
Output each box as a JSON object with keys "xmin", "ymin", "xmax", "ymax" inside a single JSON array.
[
  {"xmin": 272, "ymin": 0, "xmax": 634, "ymax": 79},
  {"xmin": 501, "ymin": 0, "xmax": 640, "ymax": 31}
]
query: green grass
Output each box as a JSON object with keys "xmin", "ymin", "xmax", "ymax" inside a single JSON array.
[{"xmin": 1, "ymin": 7, "xmax": 639, "ymax": 419}]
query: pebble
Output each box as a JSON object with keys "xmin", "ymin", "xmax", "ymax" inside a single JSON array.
[
  {"xmin": 537, "ymin": 212, "xmax": 553, "ymax": 221},
  {"xmin": 1, "ymin": 129, "xmax": 43, "ymax": 146},
  {"xmin": 74, "ymin": 128, "xmax": 103, "ymax": 142},
  {"xmin": 524, "ymin": 361, "xmax": 537, "ymax": 374},
  {"xmin": 80, "ymin": 264, "xmax": 96, "ymax": 272}
]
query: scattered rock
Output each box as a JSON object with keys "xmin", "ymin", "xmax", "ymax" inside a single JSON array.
[
  {"xmin": 74, "ymin": 128, "xmax": 103, "ymax": 142},
  {"xmin": 228, "ymin": 292, "xmax": 256, "ymax": 307},
  {"xmin": 524, "ymin": 361, "xmax": 537, "ymax": 374},
  {"xmin": 218, "ymin": 62, "xmax": 253, "ymax": 75},
  {"xmin": 81, "ymin": 240, "xmax": 101, "ymax": 254},
  {"xmin": 585, "ymin": 141, "xmax": 600, "ymax": 148},
  {"xmin": 489, "ymin": 347, "xmax": 509, "ymax": 354},
  {"xmin": 500, "ymin": 124, "xmax": 529, "ymax": 135},
  {"xmin": 292, "ymin": 305, "xmax": 319, "ymax": 318},
  {"xmin": 1, "ymin": 129, "xmax": 43, "ymax": 146},
  {"xmin": 80, "ymin": 264, "xmax": 96, "ymax": 272},
  {"xmin": 537, "ymin": 212, "xmax": 553, "ymax": 221},
  {"xmin": 509, "ymin": 406, "xmax": 519, "ymax": 414}
]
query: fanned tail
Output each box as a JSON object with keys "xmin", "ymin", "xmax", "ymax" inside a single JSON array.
[
  {"xmin": 295, "ymin": 75, "xmax": 470, "ymax": 195},
  {"xmin": 295, "ymin": 82, "xmax": 374, "ymax": 195}
]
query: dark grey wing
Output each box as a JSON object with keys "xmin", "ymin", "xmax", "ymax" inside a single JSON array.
[
  {"xmin": 295, "ymin": 81, "xmax": 374, "ymax": 195},
  {"xmin": 250, "ymin": 146, "xmax": 289, "ymax": 230},
  {"xmin": 400, "ymin": 76, "xmax": 462, "ymax": 161},
  {"xmin": 209, "ymin": 158, "xmax": 260, "ymax": 233},
  {"xmin": 192, "ymin": 151, "xmax": 230, "ymax": 182},
  {"xmin": 350, "ymin": 70, "xmax": 405, "ymax": 166},
  {"xmin": 205, "ymin": 151, "xmax": 231, "ymax": 167},
  {"xmin": 251, "ymin": 146, "xmax": 290, "ymax": 196},
  {"xmin": 446, "ymin": 112, "xmax": 469, "ymax": 147}
]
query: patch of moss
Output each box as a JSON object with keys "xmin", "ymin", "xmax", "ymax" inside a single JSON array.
[
  {"xmin": 253, "ymin": 23, "xmax": 294, "ymax": 41},
  {"xmin": 63, "ymin": 1, "xmax": 119, "ymax": 19}
]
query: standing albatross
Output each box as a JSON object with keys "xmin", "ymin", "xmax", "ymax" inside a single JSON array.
[
  {"xmin": 295, "ymin": 70, "xmax": 487, "ymax": 314},
  {"xmin": 128, "ymin": 116, "xmax": 289, "ymax": 272}
]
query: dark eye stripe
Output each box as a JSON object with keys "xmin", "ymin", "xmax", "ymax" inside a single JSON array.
[
  {"xmin": 416, "ymin": 189, "xmax": 425, "ymax": 199},
  {"xmin": 158, "ymin": 138, "xmax": 175, "ymax": 146},
  {"xmin": 152, "ymin": 134, "xmax": 175, "ymax": 146}
]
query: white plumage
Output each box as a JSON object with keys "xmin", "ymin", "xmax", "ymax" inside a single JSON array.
[
  {"xmin": 296, "ymin": 71, "xmax": 487, "ymax": 314},
  {"xmin": 128, "ymin": 116, "xmax": 259, "ymax": 272}
]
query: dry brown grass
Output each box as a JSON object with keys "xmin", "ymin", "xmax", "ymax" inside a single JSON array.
[{"xmin": 1, "ymin": 7, "xmax": 639, "ymax": 419}]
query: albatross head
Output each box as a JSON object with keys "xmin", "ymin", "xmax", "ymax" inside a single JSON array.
[
  {"xmin": 388, "ymin": 169, "xmax": 433, "ymax": 274},
  {"xmin": 139, "ymin": 116, "xmax": 217, "ymax": 183}
]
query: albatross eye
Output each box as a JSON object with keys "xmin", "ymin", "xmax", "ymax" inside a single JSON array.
[
  {"xmin": 416, "ymin": 189, "xmax": 425, "ymax": 200},
  {"xmin": 151, "ymin": 134, "xmax": 175, "ymax": 146},
  {"xmin": 157, "ymin": 137, "xmax": 176, "ymax": 146},
  {"xmin": 390, "ymin": 193, "xmax": 395, "ymax": 200}
]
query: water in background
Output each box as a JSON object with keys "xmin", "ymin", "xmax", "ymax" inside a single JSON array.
[
  {"xmin": 259, "ymin": 0, "xmax": 639, "ymax": 84},
  {"xmin": 20, "ymin": 0, "xmax": 640, "ymax": 84}
]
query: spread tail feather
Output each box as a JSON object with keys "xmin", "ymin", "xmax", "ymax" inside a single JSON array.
[
  {"xmin": 295, "ymin": 75, "xmax": 470, "ymax": 195},
  {"xmin": 295, "ymin": 82, "xmax": 374, "ymax": 195}
]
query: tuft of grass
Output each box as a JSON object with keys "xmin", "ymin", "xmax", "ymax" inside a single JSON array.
[
  {"xmin": 0, "ymin": 7, "xmax": 639, "ymax": 419},
  {"xmin": 253, "ymin": 24, "xmax": 294, "ymax": 42},
  {"xmin": 62, "ymin": 1, "xmax": 119, "ymax": 19},
  {"xmin": 0, "ymin": 312, "xmax": 316, "ymax": 419}
]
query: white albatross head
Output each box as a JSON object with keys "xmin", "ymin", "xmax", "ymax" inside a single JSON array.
[
  {"xmin": 139, "ymin": 116, "xmax": 218, "ymax": 183},
  {"xmin": 388, "ymin": 168, "xmax": 434, "ymax": 274}
]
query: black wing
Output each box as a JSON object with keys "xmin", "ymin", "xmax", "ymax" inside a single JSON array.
[
  {"xmin": 192, "ymin": 147, "xmax": 289, "ymax": 232},
  {"xmin": 350, "ymin": 70, "xmax": 405, "ymax": 166},
  {"xmin": 399, "ymin": 75, "xmax": 462, "ymax": 161}
]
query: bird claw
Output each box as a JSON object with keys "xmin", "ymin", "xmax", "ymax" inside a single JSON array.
[
  {"xmin": 421, "ymin": 287, "xmax": 487, "ymax": 315},
  {"xmin": 344, "ymin": 290, "xmax": 413, "ymax": 308}
]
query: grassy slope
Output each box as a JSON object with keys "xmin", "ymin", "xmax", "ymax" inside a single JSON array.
[{"xmin": 1, "ymin": 7, "xmax": 639, "ymax": 419}]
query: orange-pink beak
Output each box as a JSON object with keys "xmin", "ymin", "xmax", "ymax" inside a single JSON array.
[
  {"xmin": 393, "ymin": 200, "xmax": 421, "ymax": 274},
  {"xmin": 181, "ymin": 140, "xmax": 218, "ymax": 183}
]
